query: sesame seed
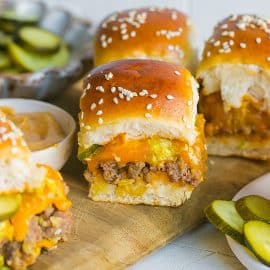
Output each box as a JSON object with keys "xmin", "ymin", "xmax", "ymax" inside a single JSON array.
[
  {"xmin": 100, "ymin": 34, "xmax": 106, "ymax": 41},
  {"xmin": 86, "ymin": 83, "xmax": 91, "ymax": 90},
  {"xmin": 122, "ymin": 34, "xmax": 129, "ymax": 40},
  {"xmin": 240, "ymin": 42, "xmax": 247, "ymax": 48},
  {"xmin": 229, "ymin": 40, "xmax": 234, "ymax": 46},
  {"xmin": 146, "ymin": 104, "xmax": 152, "ymax": 110},
  {"xmin": 101, "ymin": 41, "xmax": 107, "ymax": 48},
  {"xmin": 121, "ymin": 28, "xmax": 127, "ymax": 34},
  {"xmin": 111, "ymin": 87, "xmax": 116, "ymax": 93},
  {"xmin": 174, "ymin": 70, "xmax": 181, "ymax": 76},
  {"xmin": 113, "ymin": 97, "xmax": 119, "ymax": 104},
  {"xmin": 90, "ymin": 103, "xmax": 97, "ymax": 110},
  {"xmin": 130, "ymin": 31, "xmax": 136, "ymax": 37},
  {"xmin": 98, "ymin": 118, "xmax": 103, "ymax": 124},
  {"xmin": 206, "ymin": 51, "xmax": 211, "ymax": 57},
  {"xmin": 98, "ymin": 98, "xmax": 104, "ymax": 105},
  {"xmin": 112, "ymin": 26, "xmax": 118, "ymax": 31},
  {"xmin": 96, "ymin": 110, "xmax": 103, "ymax": 116},
  {"xmin": 145, "ymin": 113, "xmax": 152, "ymax": 118},
  {"xmin": 107, "ymin": 37, "xmax": 112, "ymax": 44},
  {"xmin": 221, "ymin": 24, "xmax": 228, "ymax": 29},
  {"xmin": 119, "ymin": 93, "xmax": 124, "ymax": 99},
  {"xmin": 166, "ymin": 95, "xmax": 174, "ymax": 100},
  {"xmin": 266, "ymin": 57, "xmax": 270, "ymax": 62},
  {"xmin": 139, "ymin": 89, "xmax": 148, "ymax": 96},
  {"xmin": 171, "ymin": 12, "xmax": 177, "ymax": 20},
  {"xmin": 105, "ymin": 72, "xmax": 113, "ymax": 80},
  {"xmin": 214, "ymin": 40, "xmax": 221, "ymax": 47},
  {"xmin": 150, "ymin": 94, "xmax": 157, "ymax": 99},
  {"xmin": 96, "ymin": 86, "xmax": 105, "ymax": 92},
  {"xmin": 256, "ymin": 37, "xmax": 262, "ymax": 44},
  {"xmin": 120, "ymin": 23, "xmax": 127, "ymax": 29}
]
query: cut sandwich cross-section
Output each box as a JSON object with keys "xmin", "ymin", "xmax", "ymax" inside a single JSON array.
[
  {"xmin": 78, "ymin": 59, "xmax": 207, "ymax": 207},
  {"xmin": 0, "ymin": 111, "xmax": 71, "ymax": 270}
]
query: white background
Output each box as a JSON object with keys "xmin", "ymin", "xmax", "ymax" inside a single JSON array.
[{"xmin": 46, "ymin": 0, "xmax": 270, "ymax": 51}]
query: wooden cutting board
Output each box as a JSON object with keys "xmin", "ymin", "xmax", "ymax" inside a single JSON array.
[{"xmin": 31, "ymin": 83, "xmax": 270, "ymax": 270}]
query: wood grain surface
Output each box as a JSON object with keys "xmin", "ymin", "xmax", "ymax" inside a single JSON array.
[{"xmin": 31, "ymin": 83, "xmax": 270, "ymax": 270}]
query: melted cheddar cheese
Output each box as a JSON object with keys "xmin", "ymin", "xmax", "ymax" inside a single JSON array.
[
  {"xmin": 87, "ymin": 115, "xmax": 206, "ymax": 196},
  {"xmin": 200, "ymin": 92, "xmax": 270, "ymax": 137},
  {"xmin": 11, "ymin": 165, "xmax": 71, "ymax": 242}
]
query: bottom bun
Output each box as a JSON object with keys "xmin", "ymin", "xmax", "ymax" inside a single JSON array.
[
  {"xmin": 88, "ymin": 177, "xmax": 194, "ymax": 207},
  {"xmin": 207, "ymin": 135, "xmax": 270, "ymax": 160}
]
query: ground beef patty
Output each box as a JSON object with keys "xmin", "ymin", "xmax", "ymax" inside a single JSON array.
[
  {"xmin": 2, "ymin": 206, "xmax": 72, "ymax": 270},
  {"xmin": 87, "ymin": 159, "xmax": 198, "ymax": 186}
]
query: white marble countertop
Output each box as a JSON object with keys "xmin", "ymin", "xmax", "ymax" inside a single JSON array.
[{"xmin": 131, "ymin": 223, "xmax": 245, "ymax": 270}]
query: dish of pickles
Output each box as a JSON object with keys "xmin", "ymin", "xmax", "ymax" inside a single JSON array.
[
  {"xmin": 205, "ymin": 174, "xmax": 270, "ymax": 269},
  {"xmin": 0, "ymin": 10, "xmax": 70, "ymax": 73},
  {"xmin": 0, "ymin": 0, "xmax": 92, "ymax": 99}
]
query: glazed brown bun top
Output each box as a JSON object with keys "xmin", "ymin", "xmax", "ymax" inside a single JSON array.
[
  {"xmin": 197, "ymin": 14, "xmax": 270, "ymax": 75},
  {"xmin": 79, "ymin": 59, "xmax": 199, "ymax": 147},
  {"xmin": 93, "ymin": 7, "xmax": 195, "ymax": 69}
]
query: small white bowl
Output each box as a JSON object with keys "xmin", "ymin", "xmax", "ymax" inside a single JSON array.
[{"xmin": 0, "ymin": 98, "xmax": 76, "ymax": 170}]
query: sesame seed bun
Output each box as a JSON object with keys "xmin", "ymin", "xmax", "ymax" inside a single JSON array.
[
  {"xmin": 0, "ymin": 111, "xmax": 46, "ymax": 193},
  {"xmin": 197, "ymin": 14, "xmax": 270, "ymax": 159},
  {"xmin": 93, "ymin": 7, "xmax": 197, "ymax": 71},
  {"xmin": 197, "ymin": 14, "xmax": 270, "ymax": 75},
  {"xmin": 79, "ymin": 59, "xmax": 199, "ymax": 148}
]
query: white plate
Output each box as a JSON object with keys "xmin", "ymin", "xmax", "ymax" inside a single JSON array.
[
  {"xmin": 226, "ymin": 173, "xmax": 270, "ymax": 270},
  {"xmin": 0, "ymin": 98, "xmax": 76, "ymax": 170}
]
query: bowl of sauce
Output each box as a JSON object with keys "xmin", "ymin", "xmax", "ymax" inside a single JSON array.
[{"xmin": 0, "ymin": 99, "xmax": 76, "ymax": 170}]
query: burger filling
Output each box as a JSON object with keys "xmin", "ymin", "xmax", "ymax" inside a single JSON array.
[
  {"xmin": 0, "ymin": 166, "xmax": 71, "ymax": 270},
  {"xmin": 200, "ymin": 92, "xmax": 270, "ymax": 137},
  {"xmin": 81, "ymin": 115, "xmax": 206, "ymax": 197},
  {"xmin": 1, "ymin": 208, "xmax": 71, "ymax": 270}
]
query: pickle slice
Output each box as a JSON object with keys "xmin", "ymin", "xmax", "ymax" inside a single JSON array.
[
  {"xmin": 0, "ymin": 10, "xmax": 38, "ymax": 25},
  {"xmin": 0, "ymin": 52, "xmax": 10, "ymax": 69},
  {"xmin": 236, "ymin": 195, "xmax": 270, "ymax": 222},
  {"xmin": 18, "ymin": 27, "xmax": 61, "ymax": 53},
  {"xmin": 0, "ymin": 194, "xmax": 21, "ymax": 221},
  {"xmin": 8, "ymin": 42, "xmax": 70, "ymax": 72},
  {"xmin": 244, "ymin": 220, "xmax": 270, "ymax": 266},
  {"xmin": 78, "ymin": 144, "xmax": 102, "ymax": 161},
  {"xmin": 204, "ymin": 200, "xmax": 244, "ymax": 244},
  {"xmin": 0, "ymin": 32, "xmax": 12, "ymax": 49}
]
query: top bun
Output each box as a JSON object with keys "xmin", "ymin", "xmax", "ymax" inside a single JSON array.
[
  {"xmin": 93, "ymin": 7, "xmax": 196, "ymax": 70},
  {"xmin": 197, "ymin": 14, "xmax": 270, "ymax": 75},
  {"xmin": 79, "ymin": 59, "xmax": 199, "ymax": 148},
  {"xmin": 0, "ymin": 111, "xmax": 45, "ymax": 193}
]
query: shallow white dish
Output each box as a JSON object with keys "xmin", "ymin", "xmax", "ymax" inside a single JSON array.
[
  {"xmin": 0, "ymin": 98, "xmax": 76, "ymax": 170},
  {"xmin": 226, "ymin": 173, "xmax": 270, "ymax": 270}
]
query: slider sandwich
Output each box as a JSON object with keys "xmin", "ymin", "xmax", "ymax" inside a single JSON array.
[
  {"xmin": 78, "ymin": 59, "xmax": 207, "ymax": 207},
  {"xmin": 0, "ymin": 111, "xmax": 71, "ymax": 270},
  {"xmin": 94, "ymin": 7, "xmax": 197, "ymax": 71},
  {"xmin": 197, "ymin": 14, "xmax": 270, "ymax": 159}
]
